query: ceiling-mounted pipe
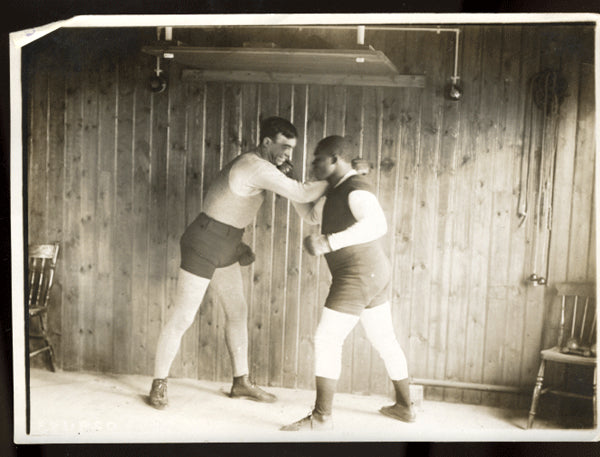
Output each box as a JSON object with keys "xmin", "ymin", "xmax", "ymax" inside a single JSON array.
[{"xmin": 290, "ymin": 24, "xmax": 462, "ymax": 94}]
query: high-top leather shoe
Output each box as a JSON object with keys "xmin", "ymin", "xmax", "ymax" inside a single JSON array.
[
  {"xmin": 149, "ymin": 378, "xmax": 168, "ymax": 409},
  {"xmin": 280, "ymin": 411, "xmax": 333, "ymax": 431},
  {"xmin": 229, "ymin": 375, "xmax": 277, "ymax": 403},
  {"xmin": 379, "ymin": 403, "xmax": 416, "ymax": 423}
]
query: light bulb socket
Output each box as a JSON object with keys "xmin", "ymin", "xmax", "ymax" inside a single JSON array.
[
  {"xmin": 149, "ymin": 74, "xmax": 167, "ymax": 93},
  {"xmin": 445, "ymin": 82, "xmax": 463, "ymax": 101}
]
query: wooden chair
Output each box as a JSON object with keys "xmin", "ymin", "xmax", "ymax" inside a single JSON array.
[
  {"xmin": 527, "ymin": 282, "xmax": 597, "ymax": 429},
  {"xmin": 28, "ymin": 243, "xmax": 60, "ymax": 371}
]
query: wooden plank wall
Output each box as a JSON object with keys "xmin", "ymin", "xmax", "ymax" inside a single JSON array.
[{"xmin": 24, "ymin": 25, "xmax": 595, "ymax": 406}]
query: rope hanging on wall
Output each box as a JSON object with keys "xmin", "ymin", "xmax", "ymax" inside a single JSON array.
[{"xmin": 519, "ymin": 69, "xmax": 567, "ymax": 286}]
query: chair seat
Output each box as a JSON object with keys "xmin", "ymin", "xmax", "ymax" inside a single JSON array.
[{"xmin": 541, "ymin": 346, "xmax": 597, "ymax": 366}]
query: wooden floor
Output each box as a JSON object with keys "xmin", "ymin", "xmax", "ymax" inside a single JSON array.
[{"xmin": 20, "ymin": 368, "xmax": 598, "ymax": 443}]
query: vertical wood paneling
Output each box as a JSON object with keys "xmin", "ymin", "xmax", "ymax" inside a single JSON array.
[
  {"xmin": 480, "ymin": 27, "xmax": 508, "ymax": 407},
  {"xmin": 427, "ymin": 32, "xmax": 458, "ymax": 401},
  {"xmin": 25, "ymin": 26, "xmax": 594, "ymax": 405},
  {"xmin": 444, "ymin": 26, "xmax": 481, "ymax": 403},
  {"xmin": 568, "ymin": 62, "xmax": 595, "ymax": 281},
  {"xmin": 113, "ymin": 60, "xmax": 135, "ymax": 374},
  {"xmin": 80, "ymin": 63, "xmax": 99, "ymax": 372},
  {"xmin": 61, "ymin": 64, "xmax": 83, "ymax": 371},
  {"xmin": 28, "ymin": 59, "xmax": 48, "ymax": 244},
  {"xmin": 95, "ymin": 57, "xmax": 117, "ymax": 373},
  {"xmin": 464, "ymin": 26, "xmax": 497, "ymax": 406},
  {"xmin": 282, "ymin": 84, "xmax": 308, "ymax": 388},
  {"xmin": 497, "ymin": 26, "xmax": 527, "ymax": 409},
  {"xmin": 411, "ymin": 31, "xmax": 442, "ymax": 388},
  {"xmin": 131, "ymin": 56, "xmax": 152, "ymax": 375}
]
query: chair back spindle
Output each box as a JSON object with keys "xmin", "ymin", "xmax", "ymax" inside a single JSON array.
[
  {"xmin": 27, "ymin": 243, "xmax": 60, "ymax": 371},
  {"xmin": 555, "ymin": 283, "xmax": 596, "ymax": 357}
]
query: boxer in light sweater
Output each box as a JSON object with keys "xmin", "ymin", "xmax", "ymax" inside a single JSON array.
[
  {"xmin": 282, "ymin": 135, "xmax": 415, "ymax": 431},
  {"xmin": 148, "ymin": 117, "xmax": 328, "ymax": 409}
]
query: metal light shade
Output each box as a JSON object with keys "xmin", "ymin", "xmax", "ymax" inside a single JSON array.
[
  {"xmin": 446, "ymin": 82, "xmax": 463, "ymax": 101},
  {"xmin": 149, "ymin": 74, "xmax": 167, "ymax": 93}
]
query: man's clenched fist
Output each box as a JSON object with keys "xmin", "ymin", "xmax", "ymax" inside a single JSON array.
[
  {"xmin": 236, "ymin": 242, "xmax": 256, "ymax": 266},
  {"xmin": 303, "ymin": 234, "xmax": 332, "ymax": 256},
  {"xmin": 277, "ymin": 159, "xmax": 296, "ymax": 179}
]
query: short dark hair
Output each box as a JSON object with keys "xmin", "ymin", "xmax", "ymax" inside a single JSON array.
[
  {"xmin": 314, "ymin": 135, "xmax": 354, "ymax": 162},
  {"xmin": 259, "ymin": 116, "xmax": 298, "ymax": 142}
]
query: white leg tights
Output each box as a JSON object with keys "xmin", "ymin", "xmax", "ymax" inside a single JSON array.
[
  {"xmin": 314, "ymin": 307, "xmax": 360, "ymax": 380},
  {"xmin": 211, "ymin": 263, "xmax": 249, "ymax": 377},
  {"xmin": 360, "ymin": 301, "xmax": 408, "ymax": 380},
  {"xmin": 153, "ymin": 268, "xmax": 210, "ymax": 379}
]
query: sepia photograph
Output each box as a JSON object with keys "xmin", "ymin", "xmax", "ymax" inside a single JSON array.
[{"xmin": 9, "ymin": 13, "xmax": 598, "ymax": 443}]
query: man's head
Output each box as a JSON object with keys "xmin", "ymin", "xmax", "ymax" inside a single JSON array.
[
  {"xmin": 311, "ymin": 135, "xmax": 354, "ymax": 181},
  {"xmin": 259, "ymin": 117, "xmax": 298, "ymax": 166}
]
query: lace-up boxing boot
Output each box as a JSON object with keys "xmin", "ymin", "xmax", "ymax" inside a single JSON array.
[
  {"xmin": 229, "ymin": 375, "xmax": 277, "ymax": 403},
  {"xmin": 149, "ymin": 378, "xmax": 168, "ymax": 409},
  {"xmin": 280, "ymin": 410, "xmax": 333, "ymax": 431},
  {"xmin": 280, "ymin": 376, "xmax": 336, "ymax": 431},
  {"xmin": 379, "ymin": 378, "xmax": 416, "ymax": 422}
]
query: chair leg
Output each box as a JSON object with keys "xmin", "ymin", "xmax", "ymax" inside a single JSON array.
[
  {"xmin": 31, "ymin": 312, "xmax": 56, "ymax": 372},
  {"xmin": 593, "ymin": 366, "xmax": 597, "ymax": 429},
  {"xmin": 39, "ymin": 314, "xmax": 56, "ymax": 372},
  {"xmin": 527, "ymin": 359, "xmax": 546, "ymax": 429}
]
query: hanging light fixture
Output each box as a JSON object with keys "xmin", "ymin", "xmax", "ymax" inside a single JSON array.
[
  {"xmin": 444, "ymin": 29, "xmax": 462, "ymax": 101},
  {"xmin": 445, "ymin": 76, "xmax": 463, "ymax": 101},
  {"xmin": 148, "ymin": 27, "xmax": 173, "ymax": 94},
  {"xmin": 149, "ymin": 55, "xmax": 167, "ymax": 93}
]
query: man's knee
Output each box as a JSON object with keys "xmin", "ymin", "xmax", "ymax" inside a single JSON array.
[
  {"xmin": 314, "ymin": 326, "xmax": 334, "ymax": 353},
  {"xmin": 368, "ymin": 328, "xmax": 401, "ymax": 354},
  {"xmin": 169, "ymin": 308, "xmax": 198, "ymax": 334},
  {"xmin": 222, "ymin": 299, "xmax": 248, "ymax": 325}
]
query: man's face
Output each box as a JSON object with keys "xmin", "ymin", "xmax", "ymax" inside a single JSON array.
[
  {"xmin": 263, "ymin": 133, "xmax": 296, "ymax": 166},
  {"xmin": 311, "ymin": 150, "xmax": 336, "ymax": 181}
]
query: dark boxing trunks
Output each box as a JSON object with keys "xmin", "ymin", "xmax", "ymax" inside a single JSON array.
[
  {"xmin": 179, "ymin": 213, "xmax": 244, "ymax": 279},
  {"xmin": 323, "ymin": 243, "xmax": 391, "ymax": 316}
]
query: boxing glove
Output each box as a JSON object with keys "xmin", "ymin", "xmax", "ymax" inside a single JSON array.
[
  {"xmin": 236, "ymin": 242, "xmax": 256, "ymax": 266},
  {"xmin": 277, "ymin": 159, "xmax": 296, "ymax": 180},
  {"xmin": 351, "ymin": 158, "xmax": 370, "ymax": 175},
  {"xmin": 303, "ymin": 234, "xmax": 332, "ymax": 256}
]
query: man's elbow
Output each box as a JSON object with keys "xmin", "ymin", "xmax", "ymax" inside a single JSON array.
[
  {"xmin": 376, "ymin": 219, "xmax": 388, "ymax": 237},
  {"xmin": 296, "ymin": 190, "xmax": 323, "ymax": 204}
]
